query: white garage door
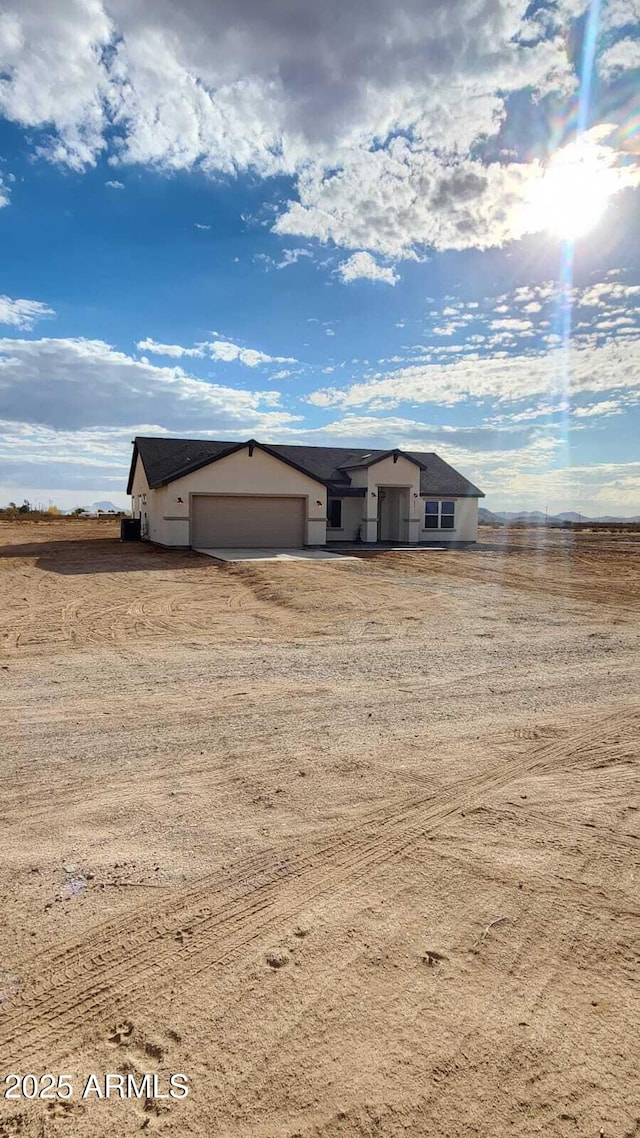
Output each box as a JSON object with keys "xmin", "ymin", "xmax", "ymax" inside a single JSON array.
[{"xmin": 191, "ymin": 494, "xmax": 306, "ymax": 548}]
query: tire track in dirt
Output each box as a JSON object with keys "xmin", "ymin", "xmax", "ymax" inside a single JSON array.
[
  {"xmin": 408, "ymin": 831, "xmax": 639, "ymax": 924},
  {"xmin": 360, "ymin": 547, "xmax": 640, "ymax": 613},
  {"xmin": 191, "ymin": 834, "xmax": 598, "ymax": 1138},
  {"xmin": 1, "ymin": 706, "xmax": 638, "ymax": 1065}
]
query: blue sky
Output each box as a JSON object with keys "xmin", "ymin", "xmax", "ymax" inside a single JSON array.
[{"xmin": 1, "ymin": 0, "xmax": 640, "ymax": 513}]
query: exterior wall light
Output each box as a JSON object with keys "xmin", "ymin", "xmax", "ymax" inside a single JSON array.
[
  {"xmin": 371, "ymin": 491, "xmax": 377, "ymax": 497},
  {"xmin": 177, "ymin": 497, "xmax": 183, "ymax": 503},
  {"xmin": 316, "ymin": 500, "xmax": 322, "ymax": 506}
]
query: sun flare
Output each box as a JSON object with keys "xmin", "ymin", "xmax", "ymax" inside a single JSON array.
[{"xmin": 525, "ymin": 138, "xmax": 622, "ymax": 240}]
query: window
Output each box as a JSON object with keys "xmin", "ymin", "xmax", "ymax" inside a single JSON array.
[
  {"xmin": 424, "ymin": 500, "xmax": 455, "ymax": 530},
  {"xmin": 327, "ymin": 499, "xmax": 342, "ymax": 528},
  {"xmin": 441, "ymin": 500, "xmax": 455, "ymax": 529}
]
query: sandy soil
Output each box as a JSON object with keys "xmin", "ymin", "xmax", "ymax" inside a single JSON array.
[{"xmin": 0, "ymin": 519, "xmax": 639, "ymax": 1137}]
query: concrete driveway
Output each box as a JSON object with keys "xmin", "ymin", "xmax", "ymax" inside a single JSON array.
[{"xmin": 194, "ymin": 547, "xmax": 357, "ymax": 562}]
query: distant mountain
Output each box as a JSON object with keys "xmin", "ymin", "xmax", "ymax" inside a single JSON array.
[
  {"xmin": 479, "ymin": 509, "xmax": 547, "ymax": 523},
  {"xmin": 61, "ymin": 500, "xmax": 123, "ymax": 515},
  {"xmin": 478, "ymin": 508, "xmax": 502, "ymax": 524},
  {"xmin": 91, "ymin": 500, "xmax": 121, "ymax": 512},
  {"xmin": 480, "ymin": 508, "xmax": 640, "ymax": 525}
]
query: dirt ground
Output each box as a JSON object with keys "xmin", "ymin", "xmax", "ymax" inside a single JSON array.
[{"xmin": 0, "ymin": 519, "xmax": 639, "ymax": 1138}]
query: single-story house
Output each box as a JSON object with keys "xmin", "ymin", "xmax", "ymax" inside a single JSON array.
[{"xmin": 127, "ymin": 436, "xmax": 484, "ymax": 548}]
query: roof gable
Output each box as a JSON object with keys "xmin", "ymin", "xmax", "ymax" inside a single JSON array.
[
  {"xmin": 127, "ymin": 437, "xmax": 328, "ymax": 492},
  {"xmin": 338, "ymin": 448, "xmax": 425, "ymax": 471},
  {"xmin": 127, "ymin": 437, "xmax": 485, "ymax": 498}
]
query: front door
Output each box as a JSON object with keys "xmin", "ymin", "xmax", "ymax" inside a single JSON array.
[{"xmin": 377, "ymin": 487, "xmax": 403, "ymax": 542}]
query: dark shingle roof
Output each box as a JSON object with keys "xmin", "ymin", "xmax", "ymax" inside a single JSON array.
[{"xmin": 127, "ymin": 437, "xmax": 484, "ymax": 498}]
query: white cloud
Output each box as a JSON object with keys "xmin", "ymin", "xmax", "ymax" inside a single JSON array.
[
  {"xmin": 194, "ymin": 222, "xmax": 210, "ymax": 229},
  {"xmin": 571, "ymin": 398, "xmax": 627, "ymax": 418},
  {"xmin": 0, "ymin": 0, "xmax": 576, "ymax": 172},
  {"xmin": 275, "ymin": 413, "xmax": 535, "ymax": 453},
  {"xmin": 0, "ymin": 295, "xmax": 55, "ymax": 329},
  {"xmin": 274, "ymin": 130, "xmax": 640, "ymax": 256},
  {"xmin": 207, "ymin": 340, "xmax": 296, "ymax": 367},
  {"xmin": 577, "ymin": 280, "xmax": 640, "ymax": 306},
  {"xmin": 0, "ymin": 1, "xmax": 113, "ymax": 171},
  {"xmin": 336, "ymin": 251, "xmax": 399, "ymax": 285},
  {"xmin": 3, "ymin": 0, "xmax": 630, "ymax": 254},
  {"xmin": 485, "ymin": 393, "xmax": 633, "ymax": 425},
  {"xmin": 490, "ymin": 318, "xmax": 533, "ymax": 332},
  {"xmin": 489, "ymin": 400, "xmax": 570, "ymax": 424},
  {"xmin": 602, "ymin": 0, "xmax": 640, "ymax": 30},
  {"xmin": 137, "ymin": 337, "xmax": 204, "ymax": 358},
  {"xmin": 307, "ymin": 331, "xmax": 640, "ymax": 410},
  {"xmin": 137, "ymin": 336, "xmax": 296, "ymax": 367},
  {"xmin": 105, "ymin": 178, "xmax": 124, "ymax": 189},
  {"xmin": 419, "ymin": 276, "xmax": 640, "ymax": 348},
  {"xmin": 599, "ymin": 37, "xmax": 640, "ymax": 78},
  {"xmin": 484, "ymin": 460, "xmax": 640, "ymax": 516},
  {"xmin": 0, "ymin": 336, "xmax": 298, "ymax": 431},
  {"xmin": 0, "ymin": 417, "xmax": 300, "ymax": 497},
  {"xmin": 274, "ymin": 144, "xmax": 536, "ymax": 255},
  {"xmin": 276, "ymin": 248, "xmax": 313, "ymax": 269}
]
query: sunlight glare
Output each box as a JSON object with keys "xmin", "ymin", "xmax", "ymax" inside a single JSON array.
[{"xmin": 525, "ymin": 139, "xmax": 621, "ymax": 240}]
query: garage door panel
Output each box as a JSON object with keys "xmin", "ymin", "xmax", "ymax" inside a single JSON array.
[{"xmin": 192, "ymin": 495, "xmax": 305, "ymax": 548}]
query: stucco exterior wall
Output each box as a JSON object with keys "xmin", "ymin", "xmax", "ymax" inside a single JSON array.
[
  {"xmin": 343, "ymin": 467, "xmax": 369, "ymax": 489},
  {"xmin": 417, "ymin": 496, "xmax": 478, "ymax": 542},
  {"xmin": 366, "ymin": 455, "xmax": 421, "ymax": 543},
  {"xmin": 129, "ymin": 455, "xmax": 161, "ymax": 540},
  {"xmin": 138, "ymin": 445, "xmax": 327, "ymax": 547},
  {"xmin": 368, "ymin": 455, "xmax": 421, "ymax": 491},
  {"xmin": 327, "ymin": 496, "xmax": 364, "ymax": 541},
  {"xmin": 130, "ymin": 456, "xmax": 149, "ymax": 502},
  {"xmin": 146, "ymin": 485, "xmax": 173, "ymax": 545}
]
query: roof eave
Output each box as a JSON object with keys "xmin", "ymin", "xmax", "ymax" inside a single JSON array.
[
  {"xmin": 419, "ymin": 490, "xmax": 485, "ymax": 498},
  {"xmin": 126, "ymin": 442, "xmax": 140, "ymax": 495},
  {"xmin": 326, "ymin": 485, "xmax": 366, "ymax": 497},
  {"xmin": 148, "ymin": 438, "xmax": 329, "ymax": 490}
]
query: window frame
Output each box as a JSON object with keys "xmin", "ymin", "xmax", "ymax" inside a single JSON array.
[{"xmin": 423, "ymin": 499, "xmax": 456, "ymax": 530}]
